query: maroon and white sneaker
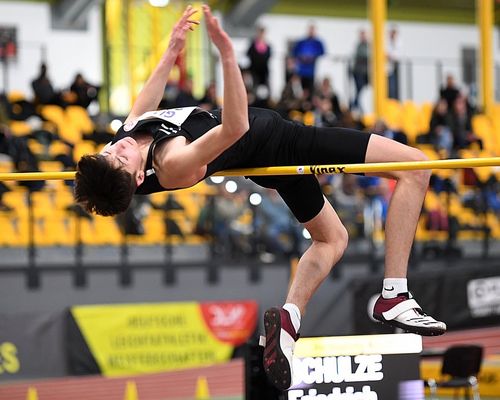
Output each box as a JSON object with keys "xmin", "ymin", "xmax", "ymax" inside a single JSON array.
[
  {"xmin": 373, "ymin": 292, "xmax": 446, "ymax": 336},
  {"xmin": 262, "ymin": 307, "xmax": 299, "ymax": 391}
]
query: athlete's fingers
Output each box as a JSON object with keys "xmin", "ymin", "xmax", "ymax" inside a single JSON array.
[{"xmin": 183, "ymin": 6, "xmax": 197, "ymax": 20}]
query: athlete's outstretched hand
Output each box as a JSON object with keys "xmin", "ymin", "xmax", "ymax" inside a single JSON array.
[
  {"xmin": 203, "ymin": 4, "xmax": 232, "ymax": 54},
  {"xmin": 168, "ymin": 5, "xmax": 199, "ymax": 53}
]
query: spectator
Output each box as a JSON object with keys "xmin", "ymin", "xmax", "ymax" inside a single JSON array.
[
  {"xmin": 351, "ymin": 29, "xmax": 370, "ymax": 112},
  {"xmin": 387, "ymin": 26, "xmax": 401, "ymax": 100},
  {"xmin": 256, "ymin": 189, "xmax": 302, "ymax": 259},
  {"xmin": 250, "ymin": 85, "xmax": 273, "ymax": 109},
  {"xmin": 331, "ymin": 174, "xmax": 363, "ymax": 238},
  {"xmin": 428, "ymin": 98, "xmax": 453, "ymax": 154},
  {"xmin": 246, "ymin": 26, "xmax": 271, "ymax": 89},
  {"xmin": 372, "ymin": 119, "xmax": 407, "ymax": 145},
  {"xmin": 313, "ymin": 96, "xmax": 338, "ymax": 128},
  {"xmin": 195, "ymin": 186, "xmax": 252, "ymax": 258},
  {"xmin": 174, "ymin": 78, "xmax": 198, "ymax": 107},
  {"xmin": 277, "ymin": 73, "xmax": 305, "ymax": 116},
  {"xmin": 440, "ymin": 74, "xmax": 460, "ymax": 111},
  {"xmin": 293, "ymin": 24, "xmax": 325, "ymax": 95},
  {"xmin": 31, "ymin": 63, "xmax": 65, "ymax": 107},
  {"xmin": 449, "ymin": 94, "xmax": 480, "ymax": 151},
  {"xmin": 69, "ymin": 72, "xmax": 99, "ymax": 109},
  {"xmin": 198, "ymin": 81, "xmax": 219, "ymax": 111},
  {"xmin": 315, "ymin": 77, "xmax": 343, "ymax": 121},
  {"xmin": 356, "ymin": 175, "xmax": 389, "ymax": 240}
]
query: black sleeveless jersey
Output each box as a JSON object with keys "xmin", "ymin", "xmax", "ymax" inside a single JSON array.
[{"xmin": 113, "ymin": 107, "xmax": 221, "ymax": 194}]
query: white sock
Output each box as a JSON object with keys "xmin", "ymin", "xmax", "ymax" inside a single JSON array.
[
  {"xmin": 283, "ymin": 303, "xmax": 301, "ymax": 333},
  {"xmin": 382, "ymin": 278, "xmax": 408, "ymax": 299}
]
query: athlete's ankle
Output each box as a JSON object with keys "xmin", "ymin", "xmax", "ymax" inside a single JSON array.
[
  {"xmin": 283, "ymin": 303, "xmax": 301, "ymax": 333},
  {"xmin": 382, "ymin": 278, "xmax": 407, "ymax": 299}
]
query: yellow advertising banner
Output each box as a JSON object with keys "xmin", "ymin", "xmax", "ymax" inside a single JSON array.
[{"xmin": 71, "ymin": 300, "xmax": 257, "ymax": 377}]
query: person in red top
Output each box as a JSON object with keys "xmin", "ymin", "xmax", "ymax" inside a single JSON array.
[{"xmin": 75, "ymin": 5, "xmax": 446, "ymax": 392}]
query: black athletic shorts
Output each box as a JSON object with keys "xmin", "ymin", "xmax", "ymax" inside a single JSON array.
[{"xmin": 208, "ymin": 108, "xmax": 372, "ymax": 223}]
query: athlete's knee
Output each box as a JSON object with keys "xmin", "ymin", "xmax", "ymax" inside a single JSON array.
[
  {"xmin": 318, "ymin": 224, "xmax": 349, "ymax": 266},
  {"xmin": 401, "ymin": 148, "xmax": 431, "ymax": 188},
  {"xmin": 334, "ymin": 224, "xmax": 349, "ymax": 255}
]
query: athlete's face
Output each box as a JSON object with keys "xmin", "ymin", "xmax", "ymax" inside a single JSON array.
[{"xmin": 100, "ymin": 137, "xmax": 144, "ymax": 185}]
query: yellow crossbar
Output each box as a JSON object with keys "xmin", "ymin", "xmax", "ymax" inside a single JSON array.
[{"xmin": 0, "ymin": 158, "xmax": 498, "ymax": 181}]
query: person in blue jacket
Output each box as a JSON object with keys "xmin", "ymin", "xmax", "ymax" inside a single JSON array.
[{"xmin": 293, "ymin": 24, "xmax": 325, "ymax": 95}]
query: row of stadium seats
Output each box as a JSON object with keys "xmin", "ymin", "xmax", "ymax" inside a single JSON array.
[
  {"xmin": 0, "ymin": 186, "xmax": 212, "ymax": 247},
  {"xmin": 2, "ymin": 96, "xmax": 500, "ymax": 248}
]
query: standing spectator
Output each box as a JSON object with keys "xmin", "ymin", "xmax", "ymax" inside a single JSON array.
[
  {"xmin": 387, "ymin": 26, "xmax": 401, "ymax": 100},
  {"xmin": 351, "ymin": 30, "xmax": 370, "ymax": 112},
  {"xmin": 440, "ymin": 74, "xmax": 461, "ymax": 110},
  {"xmin": 31, "ymin": 63, "xmax": 65, "ymax": 107},
  {"xmin": 293, "ymin": 24, "xmax": 325, "ymax": 96},
  {"xmin": 69, "ymin": 72, "xmax": 99, "ymax": 109},
  {"xmin": 246, "ymin": 26, "xmax": 271, "ymax": 89}
]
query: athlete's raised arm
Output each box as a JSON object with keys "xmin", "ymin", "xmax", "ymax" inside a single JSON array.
[
  {"xmin": 202, "ymin": 4, "xmax": 249, "ymax": 139},
  {"xmin": 124, "ymin": 5, "xmax": 198, "ymax": 124},
  {"xmin": 155, "ymin": 5, "xmax": 249, "ymax": 187}
]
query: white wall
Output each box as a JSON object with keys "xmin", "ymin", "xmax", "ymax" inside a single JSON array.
[{"xmin": 0, "ymin": 1, "xmax": 102, "ymax": 98}]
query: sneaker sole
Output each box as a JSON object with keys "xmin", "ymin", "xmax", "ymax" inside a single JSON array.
[
  {"xmin": 263, "ymin": 307, "xmax": 292, "ymax": 391},
  {"xmin": 373, "ymin": 313, "xmax": 446, "ymax": 336}
]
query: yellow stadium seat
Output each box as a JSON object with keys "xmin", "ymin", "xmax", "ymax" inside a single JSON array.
[
  {"xmin": 401, "ymin": 101, "xmax": 420, "ymax": 144},
  {"xmin": 7, "ymin": 91, "xmax": 26, "ymax": 103},
  {"xmin": 418, "ymin": 145, "xmax": 439, "ymax": 160},
  {"xmin": 74, "ymin": 141, "xmax": 96, "ymax": 160},
  {"xmin": 40, "ymin": 105, "xmax": 65, "ymax": 126},
  {"xmin": 27, "ymin": 138, "xmax": 46, "ymax": 157},
  {"xmin": 2, "ymin": 190, "xmax": 28, "ymax": 216},
  {"xmin": 9, "ymin": 120, "xmax": 32, "ymax": 136},
  {"xmin": 0, "ymin": 214, "xmax": 28, "ymax": 246},
  {"xmin": 40, "ymin": 105, "xmax": 82, "ymax": 144},
  {"xmin": 30, "ymin": 191, "xmax": 56, "ymax": 219},
  {"xmin": 471, "ymin": 114, "xmax": 497, "ymax": 154},
  {"xmin": 48, "ymin": 140, "xmax": 72, "ymax": 158},
  {"xmin": 0, "ymin": 160, "xmax": 14, "ymax": 172},
  {"xmin": 39, "ymin": 160, "xmax": 64, "ymax": 172},
  {"xmin": 361, "ymin": 113, "xmax": 376, "ymax": 129},
  {"xmin": 66, "ymin": 105, "xmax": 95, "ymax": 135},
  {"xmin": 40, "ymin": 211, "xmax": 75, "ymax": 246},
  {"xmin": 382, "ymin": 99, "xmax": 402, "ymax": 131},
  {"xmin": 419, "ymin": 101, "xmax": 433, "ymax": 134},
  {"xmin": 303, "ymin": 111, "xmax": 315, "ymax": 126}
]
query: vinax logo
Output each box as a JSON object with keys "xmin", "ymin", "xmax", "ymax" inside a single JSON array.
[{"xmin": 310, "ymin": 166, "xmax": 346, "ymax": 175}]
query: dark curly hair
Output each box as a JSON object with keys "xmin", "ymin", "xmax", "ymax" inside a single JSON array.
[{"xmin": 74, "ymin": 154, "xmax": 137, "ymax": 216}]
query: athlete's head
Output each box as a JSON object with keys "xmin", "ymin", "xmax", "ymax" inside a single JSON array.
[{"xmin": 74, "ymin": 137, "xmax": 145, "ymax": 216}]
